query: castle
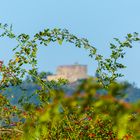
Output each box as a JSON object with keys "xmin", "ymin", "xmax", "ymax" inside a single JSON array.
[{"xmin": 47, "ymin": 64, "xmax": 88, "ymax": 83}]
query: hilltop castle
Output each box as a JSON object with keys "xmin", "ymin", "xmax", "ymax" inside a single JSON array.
[{"xmin": 47, "ymin": 64, "xmax": 88, "ymax": 83}]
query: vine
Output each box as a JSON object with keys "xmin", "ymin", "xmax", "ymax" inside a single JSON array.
[{"xmin": 0, "ymin": 23, "xmax": 139, "ymax": 90}]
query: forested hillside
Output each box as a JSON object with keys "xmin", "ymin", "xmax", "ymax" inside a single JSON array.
[{"xmin": 3, "ymin": 75, "xmax": 140, "ymax": 106}]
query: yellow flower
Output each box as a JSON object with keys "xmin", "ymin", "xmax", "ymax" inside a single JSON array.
[{"xmin": 15, "ymin": 57, "xmax": 20, "ymax": 62}]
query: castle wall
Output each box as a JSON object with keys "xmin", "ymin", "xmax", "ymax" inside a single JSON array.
[
  {"xmin": 47, "ymin": 75, "xmax": 67, "ymax": 82},
  {"xmin": 47, "ymin": 65, "xmax": 88, "ymax": 83}
]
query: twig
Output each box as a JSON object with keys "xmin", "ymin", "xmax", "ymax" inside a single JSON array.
[{"xmin": 0, "ymin": 128, "xmax": 23, "ymax": 134}]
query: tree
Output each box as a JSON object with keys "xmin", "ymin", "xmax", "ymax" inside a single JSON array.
[
  {"xmin": 0, "ymin": 23, "xmax": 140, "ymax": 139},
  {"xmin": 38, "ymin": 71, "xmax": 53, "ymax": 79}
]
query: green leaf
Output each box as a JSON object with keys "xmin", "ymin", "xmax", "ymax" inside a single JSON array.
[
  {"xmin": 57, "ymin": 38, "xmax": 63, "ymax": 45},
  {"xmin": 127, "ymin": 33, "xmax": 132, "ymax": 38}
]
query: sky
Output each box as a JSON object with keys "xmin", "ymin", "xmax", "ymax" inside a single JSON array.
[{"xmin": 0, "ymin": 0, "xmax": 140, "ymax": 87}]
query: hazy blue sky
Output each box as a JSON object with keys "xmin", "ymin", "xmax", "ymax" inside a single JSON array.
[{"xmin": 0, "ymin": 0, "xmax": 140, "ymax": 87}]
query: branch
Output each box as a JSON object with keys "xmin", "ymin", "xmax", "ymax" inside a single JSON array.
[{"xmin": 0, "ymin": 128, "xmax": 23, "ymax": 134}]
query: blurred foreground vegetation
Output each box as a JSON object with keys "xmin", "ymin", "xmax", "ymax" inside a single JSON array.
[{"xmin": 1, "ymin": 79, "xmax": 140, "ymax": 139}]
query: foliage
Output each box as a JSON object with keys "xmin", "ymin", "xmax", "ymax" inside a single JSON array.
[
  {"xmin": 1, "ymin": 80, "xmax": 140, "ymax": 140},
  {"xmin": 0, "ymin": 23, "xmax": 140, "ymax": 88},
  {"xmin": 0, "ymin": 23, "xmax": 140, "ymax": 139},
  {"xmin": 21, "ymin": 80, "xmax": 140, "ymax": 140},
  {"xmin": 25, "ymin": 71, "xmax": 53, "ymax": 83}
]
